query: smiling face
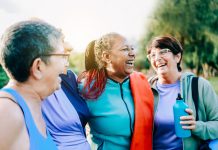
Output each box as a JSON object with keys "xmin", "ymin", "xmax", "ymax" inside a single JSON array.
[
  {"xmin": 104, "ymin": 35, "xmax": 135, "ymax": 82},
  {"xmin": 40, "ymin": 40, "xmax": 67, "ymax": 95},
  {"xmin": 149, "ymin": 47, "xmax": 181, "ymax": 77}
]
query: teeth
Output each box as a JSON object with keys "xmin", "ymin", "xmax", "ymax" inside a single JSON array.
[
  {"xmin": 126, "ymin": 60, "xmax": 134, "ymax": 64},
  {"xmin": 158, "ymin": 64, "xmax": 165, "ymax": 68}
]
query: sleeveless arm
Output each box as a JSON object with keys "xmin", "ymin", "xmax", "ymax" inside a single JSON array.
[{"xmin": 0, "ymin": 97, "xmax": 26, "ymax": 149}]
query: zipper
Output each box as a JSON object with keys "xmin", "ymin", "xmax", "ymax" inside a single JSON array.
[{"xmin": 119, "ymin": 82, "xmax": 133, "ymax": 133}]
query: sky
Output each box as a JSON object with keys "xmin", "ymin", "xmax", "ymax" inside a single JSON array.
[{"xmin": 0, "ymin": 0, "xmax": 157, "ymax": 52}]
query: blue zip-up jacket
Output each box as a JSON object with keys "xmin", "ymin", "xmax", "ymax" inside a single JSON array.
[{"xmin": 79, "ymin": 77, "xmax": 135, "ymax": 150}]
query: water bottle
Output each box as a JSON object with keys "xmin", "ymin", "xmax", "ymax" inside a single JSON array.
[
  {"xmin": 173, "ymin": 93, "xmax": 191, "ymax": 138},
  {"xmin": 209, "ymin": 139, "xmax": 218, "ymax": 150}
]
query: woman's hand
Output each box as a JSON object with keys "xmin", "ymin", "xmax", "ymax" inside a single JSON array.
[{"xmin": 180, "ymin": 108, "xmax": 196, "ymax": 130}]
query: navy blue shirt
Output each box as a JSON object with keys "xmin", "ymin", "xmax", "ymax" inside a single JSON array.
[{"xmin": 60, "ymin": 70, "xmax": 90, "ymax": 129}]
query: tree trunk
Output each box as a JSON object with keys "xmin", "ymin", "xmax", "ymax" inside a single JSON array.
[{"xmin": 202, "ymin": 63, "xmax": 209, "ymax": 79}]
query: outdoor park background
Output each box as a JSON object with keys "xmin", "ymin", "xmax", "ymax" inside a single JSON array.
[{"xmin": 0, "ymin": 0, "xmax": 218, "ymax": 94}]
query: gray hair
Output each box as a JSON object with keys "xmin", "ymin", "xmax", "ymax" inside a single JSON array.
[{"xmin": 0, "ymin": 19, "xmax": 63, "ymax": 82}]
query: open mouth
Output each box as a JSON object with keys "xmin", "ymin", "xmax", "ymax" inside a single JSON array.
[
  {"xmin": 157, "ymin": 64, "xmax": 167, "ymax": 68},
  {"xmin": 126, "ymin": 60, "xmax": 134, "ymax": 67}
]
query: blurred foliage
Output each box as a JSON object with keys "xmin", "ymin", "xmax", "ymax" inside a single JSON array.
[
  {"xmin": 1, "ymin": 0, "xmax": 218, "ymax": 87},
  {"xmin": 139, "ymin": 0, "xmax": 218, "ymax": 77},
  {"xmin": 69, "ymin": 52, "xmax": 85, "ymax": 75},
  {"xmin": 208, "ymin": 77, "xmax": 218, "ymax": 95},
  {"xmin": 0, "ymin": 65, "xmax": 9, "ymax": 89},
  {"xmin": 134, "ymin": 53, "xmax": 150, "ymax": 71}
]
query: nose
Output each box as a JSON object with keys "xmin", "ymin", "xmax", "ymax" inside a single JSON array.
[
  {"xmin": 64, "ymin": 55, "xmax": 70, "ymax": 66},
  {"xmin": 65, "ymin": 60, "xmax": 69, "ymax": 67},
  {"xmin": 128, "ymin": 49, "xmax": 135, "ymax": 58},
  {"xmin": 62, "ymin": 61, "xmax": 69, "ymax": 75},
  {"xmin": 154, "ymin": 52, "xmax": 161, "ymax": 61}
]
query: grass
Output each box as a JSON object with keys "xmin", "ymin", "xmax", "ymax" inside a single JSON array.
[{"xmin": 208, "ymin": 77, "xmax": 218, "ymax": 95}]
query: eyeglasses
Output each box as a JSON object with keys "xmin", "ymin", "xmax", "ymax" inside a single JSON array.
[
  {"xmin": 147, "ymin": 48, "xmax": 171, "ymax": 61},
  {"xmin": 42, "ymin": 53, "xmax": 70, "ymax": 61}
]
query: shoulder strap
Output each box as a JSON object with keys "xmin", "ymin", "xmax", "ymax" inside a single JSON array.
[
  {"xmin": 191, "ymin": 77, "xmax": 199, "ymax": 120},
  {"xmin": 0, "ymin": 88, "xmax": 39, "ymax": 136}
]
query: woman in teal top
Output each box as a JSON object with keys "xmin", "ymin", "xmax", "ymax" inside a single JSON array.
[
  {"xmin": 0, "ymin": 20, "xmax": 67, "ymax": 150},
  {"xmin": 78, "ymin": 33, "xmax": 144, "ymax": 150},
  {"xmin": 85, "ymin": 78, "xmax": 135, "ymax": 150}
]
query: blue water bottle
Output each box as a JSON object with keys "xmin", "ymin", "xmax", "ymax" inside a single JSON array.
[
  {"xmin": 209, "ymin": 139, "xmax": 218, "ymax": 150},
  {"xmin": 173, "ymin": 93, "xmax": 191, "ymax": 138}
]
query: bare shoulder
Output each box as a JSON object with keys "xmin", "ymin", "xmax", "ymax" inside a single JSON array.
[{"xmin": 0, "ymin": 91, "xmax": 25, "ymax": 149}]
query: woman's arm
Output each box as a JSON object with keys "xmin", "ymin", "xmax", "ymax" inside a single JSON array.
[
  {"xmin": 0, "ymin": 97, "xmax": 26, "ymax": 149},
  {"xmin": 192, "ymin": 78, "xmax": 218, "ymax": 140}
]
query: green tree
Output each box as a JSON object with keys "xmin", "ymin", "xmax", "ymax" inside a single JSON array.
[
  {"xmin": 140, "ymin": 0, "xmax": 218, "ymax": 77},
  {"xmin": 68, "ymin": 52, "xmax": 85, "ymax": 75},
  {"xmin": 0, "ymin": 65, "xmax": 9, "ymax": 88}
]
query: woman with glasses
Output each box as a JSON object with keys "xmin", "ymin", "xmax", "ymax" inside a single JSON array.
[
  {"xmin": 146, "ymin": 36, "xmax": 218, "ymax": 150},
  {"xmin": 0, "ymin": 20, "xmax": 64, "ymax": 150},
  {"xmin": 41, "ymin": 43, "xmax": 91, "ymax": 150},
  {"xmin": 78, "ymin": 33, "xmax": 154, "ymax": 150}
]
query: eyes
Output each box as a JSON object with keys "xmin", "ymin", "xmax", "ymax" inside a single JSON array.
[
  {"xmin": 147, "ymin": 48, "xmax": 171, "ymax": 60},
  {"xmin": 120, "ymin": 46, "xmax": 135, "ymax": 52}
]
